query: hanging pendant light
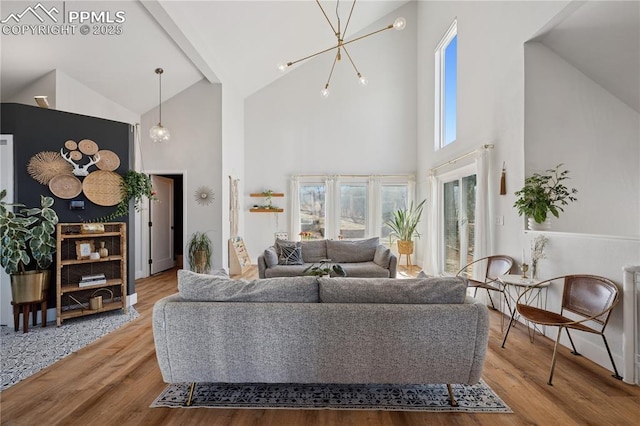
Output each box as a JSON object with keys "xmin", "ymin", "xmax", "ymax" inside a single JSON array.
[{"xmin": 149, "ymin": 68, "xmax": 170, "ymax": 143}]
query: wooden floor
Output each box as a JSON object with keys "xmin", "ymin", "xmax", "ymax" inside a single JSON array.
[{"xmin": 2, "ymin": 266, "xmax": 639, "ymax": 425}]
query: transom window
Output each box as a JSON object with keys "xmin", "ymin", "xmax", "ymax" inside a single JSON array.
[{"xmin": 435, "ymin": 19, "xmax": 458, "ymax": 150}]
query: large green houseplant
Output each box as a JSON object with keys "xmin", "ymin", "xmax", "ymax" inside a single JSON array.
[
  {"xmin": 514, "ymin": 164, "xmax": 578, "ymax": 229},
  {"xmin": 0, "ymin": 189, "xmax": 59, "ymax": 303},
  {"xmin": 385, "ymin": 199, "xmax": 426, "ymax": 255},
  {"xmin": 187, "ymin": 231, "xmax": 212, "ymax": 274}
]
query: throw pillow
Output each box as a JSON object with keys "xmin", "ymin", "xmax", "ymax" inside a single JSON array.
[
  {"xmin": 263, "ymin": 246, "xmax": 278, "ymax": 267},
  {"xmin": 318, "ymin": 276, "xmax": 468, "ymax": 304},
  {"xmin": 275, "ymin": 239, "xmax": 303, "ymax": 265},
  {"xmin": 326, "ymin": 237, "xmax": 379, "ymax": 263},
  {"xmin": 178, "ymin": 270, "xmax": 319, "ymax": 302},
  {"xmin": 373, "ymin": 246, "xmax": 391, "ymax": 268}
]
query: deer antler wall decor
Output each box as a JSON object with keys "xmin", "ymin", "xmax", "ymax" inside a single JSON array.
[{"xmin": 60, "ymin": 148, "xmax": 101, "ymax": 176}]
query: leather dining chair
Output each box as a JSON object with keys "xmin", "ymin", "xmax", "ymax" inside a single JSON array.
[{"xmin": 456, "ymin": 255, "xmax": 514, "ymax": 310}]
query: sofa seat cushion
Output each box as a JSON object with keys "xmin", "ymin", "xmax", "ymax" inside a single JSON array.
[
  {"xmin": 340, "ymin": 262, "xmax": 390, "ymax": 278},
  {"xmin": 264, "ymin": 263, "xmax": 315, "ymax": 278},
  {"xmin": 326, "ymin": 237, "xmax": 379, "ymax": 263},
  {"xmin": 178, "ymin": 269, "xmax": 318, "ymax": 302},
  {"xmin": 300, "ymin": 240, "xmax": 328, "ymax": 263},
  {"xmin": 318, "ymin": 276, "xmax": 468, "ymax": 304}
]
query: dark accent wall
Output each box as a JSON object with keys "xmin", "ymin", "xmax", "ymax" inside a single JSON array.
[{"xmin": 1, "ymin": 103, "xmax": 136, "ymax": 299}]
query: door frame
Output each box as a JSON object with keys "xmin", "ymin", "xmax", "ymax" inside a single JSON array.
[{"xmin": 137, "ymin": 169, "xmax": 187, "ymax": 279}]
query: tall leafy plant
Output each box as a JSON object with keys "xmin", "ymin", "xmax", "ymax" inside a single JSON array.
[
  {"xmin": 514, "ymin": 164, "xmax": 578, "ymax": 223},
  {"xmin": 385, "ymin": 199, "xmax": 426, "ymax": 242},
  {"xmin": 187, "ymin": 232, "xmax": 212, "ymax": 273},
  {"xmin": 0, "ymin": 189, "xmax": 59, "ymax": 274}
]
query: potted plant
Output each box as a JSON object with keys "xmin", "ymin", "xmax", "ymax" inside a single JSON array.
[
  {"xmin": 187, "ymin": 231, "xmax": 212, "ymax": 273},
  {"xmin": 96, "ymin": 170, "xmax": 156, "ymax": 222},
  {"xmin": 385, "ymin": 199, "xmax": 426, "ymax": 256},
  {"xmin": 514, "ymin": 163, "xmax": 578, "ymax": 230},
  {"xmin": 0, "ymin": 189, "xmax": 59, "ymax": 303},
  {"xmin": 303, "ymin": 259, "xmax": 346, "ymax": 277}
]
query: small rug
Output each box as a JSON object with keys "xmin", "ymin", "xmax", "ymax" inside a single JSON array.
[
  {"xmin": 1, "ymin": 308, "xmax": 139, "ymax": 391},
  {"xmin": 151, "ymin": 380, "xmax": 512, "ymax": 413}
]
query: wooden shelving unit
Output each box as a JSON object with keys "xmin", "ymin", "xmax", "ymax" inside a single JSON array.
[
  {"xmin": 249, "ymin": 192, "xmax": 284, "ymax": 213},
  {"xmin": 55, "ymin": 222, "xmax": 127, "ymax": 326},
  {"xmin": 229, "ymin": 236, "xmax": 252, "ymax": 275}
]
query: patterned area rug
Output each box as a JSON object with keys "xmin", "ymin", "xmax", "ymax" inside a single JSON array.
[
  {"xmin": 1, "ymin": 308, "xmax": 139, "ymax": 391},
  {"xmin": 151, "ymin": 380, "xmax": 512, "ymax": 413}
]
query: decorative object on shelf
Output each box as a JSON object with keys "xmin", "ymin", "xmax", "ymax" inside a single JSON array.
[
  {"xmin": 514, "ymin": 163, "xmax": 578, "ymax": 230},
  {"xmin": 93, "ymin": 170, "xmax": 156, "ymax": 222},
  {"xmin": 277, "ymin": 0, "xmax": 406, "ymax": 98},
  {"xmin": 48, "ymin": 174, "xmax": 82, "ymax": 199},
  {"xmin": 188, "ymin": 232, "xmax": 212, "ymax": 274},
  {"xmin": 249, "ymin": 190, "xmax": 284, "ymax": 212},
  {"xmin": 521, "ymin": 263, "xmax": 529, "ymax": 279},
  {"xmin": 95, "ymin": 150, "xmax": 121, "ymax": 171},
  {"xmin": 0, "ymin": 190, "xmax": 59, "ymax": 306},
  {"xmin": 304, "ymin": 259, "xmax": 347, "ymax": 277},
  {"xmin": 530, "ymin": 234, "xmax": 547, "ymax": 280},
  {"xmin": 27, "ymin": 151, "xmax": 74, "ymax": 185},
  {"xmin": 81, "ymin": 223, "xmax": 105, "ymax": 234},
  {"xmin": 98, "ymin": 241, "xmax": 109, "ymax": 258},
  {"xmin": 385, "ymin": 199, "xmax": 426, "ymax": 262},
  {"xmin": 75, "ymin": 240, "xmax": 95, "ymax": 260},
  {"xmin": 149, "ymin": 67, "xmax": 170, "ymax": 143},
  {"xmin": 194, "ymin": 186, "xmax": 214, "ymax": 206}
]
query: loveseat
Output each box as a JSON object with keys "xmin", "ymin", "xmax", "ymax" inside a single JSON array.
[
  {"xmin": 257, "ymin": 237, "xmax": 397, "ymax": 279},
  {"xmin": 153, "ymin": 270, "xmax": 490, "ymax": 396}
]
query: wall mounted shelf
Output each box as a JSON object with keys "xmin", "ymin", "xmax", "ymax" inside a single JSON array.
[{"xmin": 249, "ymin": 208, "xmax": 284, "ymax": 213}]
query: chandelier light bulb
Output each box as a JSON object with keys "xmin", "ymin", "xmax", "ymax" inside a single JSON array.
[
  {"xmin": 393, "ymin": 17, "xmax": 407, "ymax": 31},
  {"xmin": 150, "ymin": 124, "xmax": 170, "ymax": 143},
  {"xmin": 358, "ymin": 74, "xmax": 368, "ymax": 86},
  {"xmin": 320, "ymin": 87, "xmax": 330, "ymax": 98},
  {"xmin": 277, "ymin": 63, "xmax": 288, "ymax": 72}
]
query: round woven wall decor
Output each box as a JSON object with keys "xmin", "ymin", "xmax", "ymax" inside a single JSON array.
[
  {"xmin": 64, "ymin": 140, "xmax": 78, "ymax": 150},
  {"xmin": 49, "ymin": 174, "xmax": 82, "ymax": 199},
  {"xmin": 27, "ymin": 151, "xmax": 74, "ymax": 185},
  {"xmin": 78, "ymin": 139, "xmax": 99, "ymax": 155},
  {"xmin": 70, "ymin": 150, "xmax": 82, "ymax": 161},
  {"xmin": 82, "ymin": 170, "xmax": 124, "ymax": 206},
  {"xmin": 96, "ymin": 150, "xmax": 120, "ymax": 171}
]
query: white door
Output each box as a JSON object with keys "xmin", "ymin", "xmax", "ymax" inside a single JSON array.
[
  {"xmin": 150, "ymin": 175, "xmax": 175, "ymax": 274},
  {"xmin": 0, "ymin": 135, "xmax": 14, "ymax": 326}
]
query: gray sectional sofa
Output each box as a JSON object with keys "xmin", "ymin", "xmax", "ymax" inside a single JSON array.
[
  {"xmin": 152, "ymin": 270, "xmax": 490, "ymax": 401},
  {"xmin": 257, "ymin": 237, "xmax": 398, "ymax": 278}
]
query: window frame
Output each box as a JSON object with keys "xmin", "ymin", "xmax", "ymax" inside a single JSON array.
[{"xmin": 434, "ymin": 19, "xmax": 458, "ymax": 151}]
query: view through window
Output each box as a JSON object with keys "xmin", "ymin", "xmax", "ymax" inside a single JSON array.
[
  {"xmin": 340, "ymin": 184, "xmax": 366, "ymax": 239},
  {"xmin": 435, "ymin": 20, "xmax": 457, "ymax": 150},
  {"xmin": 299, "ymin": 184, "xmax": 326, "ymax": 239},
  {"xmin": 443, "ymin": 173, "xmax": 476, "ymax": 275}
]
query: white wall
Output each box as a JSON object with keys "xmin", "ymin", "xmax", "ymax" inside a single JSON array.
[
  {"xmin": 140, "ymin": 79, "xmax": 224, "ymax": 271},
  {"xmin": 416, "ymin": 0, "xmax": 640, "ymax": 374},
  {"xmin": 524, "ymin": 42, "xmax": 640, "ymax": 237},
  {"xmin": 8, "ymin": 69, "xmax": 139, "ymax": 125},
  {"xmin": 244, "ymin": 1, "xmax": 418, "ymax": 261},
  {"xmin": 222, "ymin": 83, "xmax": 246, "ymax": 268}
]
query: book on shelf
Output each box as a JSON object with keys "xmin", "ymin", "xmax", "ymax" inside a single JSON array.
[
  {"xmin": 79, "ymin": 273, "xmax": 107, "ymax": 287},
  {"xmin": 82, "ymin": 273, "xmax": 106, "ymax": 281}
]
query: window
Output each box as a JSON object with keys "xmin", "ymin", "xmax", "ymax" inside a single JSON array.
[
  {"xmin": 442, "ymin": 169, "xmax": 476, "ymax": 275},
  {"xmin": 299, "ymin": 184, "xmax": 326, "ymax": 239},
  {"xmin": 380, "ymin": 185, "xmax": 409, "ymax": 239},
  {"xmin": 435, "ymin": 20, "xmax": 457, "ymax": 150},
  {"xmin": 339, "ymin": 184, "xmax": 367, "ymax": 239}
]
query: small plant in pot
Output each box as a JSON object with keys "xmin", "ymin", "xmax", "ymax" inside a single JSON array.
[
  {"xmin": 304, "ymin": 259, "xmax": 346, "ymax": 277},
  {"xmin": 514, "ymin": 164, "xmax": 578, "ymax": 230},
  {"xmin": 385, "ymin": 199, "xmax": 426, "ymax": 255},
  {"xmin": 187, "ymin": 231, "xmax": 212, "ymax": 274},
  {"xmin": 0, "ymin": 189, "xmax": 59, "ymax": 304}
]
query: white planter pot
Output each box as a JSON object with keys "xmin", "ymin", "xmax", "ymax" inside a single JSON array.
[{"xmin": 528, "ymin": 218, "xmax": 551, "ymax": 231}]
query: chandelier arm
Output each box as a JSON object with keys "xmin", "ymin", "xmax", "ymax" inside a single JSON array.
[
  {"xmin": 315, "ymin": 0, "xmax": 338, "ymax": 36},
  {"xmin": 341, "ymin": 45, "xmax": 361, "ymax": 76},
  {"xmin": 342, "ymin": 0, "xmax": 357, "ymax": 39},
  {"xmin": 325, "ymin": 50, "xmax": 340, "ymax": 88},
  {"xmin": 286, "ymin": 22, "xmax": 394, "ymax": 68}
]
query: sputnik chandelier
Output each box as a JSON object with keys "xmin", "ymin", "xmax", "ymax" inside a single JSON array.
[{"xmin": 278, "ymin": 0, "xmax": 406, "ymax": 98}]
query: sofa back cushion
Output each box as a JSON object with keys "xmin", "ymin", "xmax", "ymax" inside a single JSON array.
[
  {"xmin": 178, "ymin": 270, "xmax": 318, "ymax": 302},
  {"xmin": 300, "ymin": 239, "xmax": 327, "ymax": 263},
  {"xmin": 318, "ymin": 276, "xmax": 467, "ymax": 304},
  {"xmin": 373, "ymin": 245, "xmax": 392, "ymax": 268},
  {"xmin": 326, "ymin": 237, "xmax": 379, "ymax": 263}
]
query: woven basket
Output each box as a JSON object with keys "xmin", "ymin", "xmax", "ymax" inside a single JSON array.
[
  {"xmin": 49, "ymin": 174, "xmax": 82, "ymax": 199},
  {"xmin": 82, "ymin": 170, "xmax": 124, "ymax": 206},
  {"xmin": 397, "ymin": 240, "xmax": 414, "ymax": 255}
]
